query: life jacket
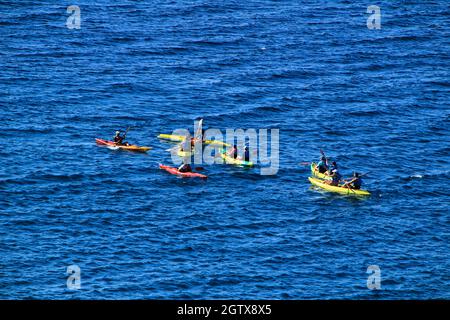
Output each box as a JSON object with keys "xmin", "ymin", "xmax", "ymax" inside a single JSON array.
[
  {"xmin": 114, "ymin": 136, "xmax": 124, "ymax": 144},
  {"xmin": 317, "ymin": 161, "xmax": 328, "ymax": 173},
  {"xmin": 178, "ymin": 164, "xmax": 192, "ymax": 173},
  {"xmin": 352, "ymin": 178, "xmax": 362, "ymax": 189},
  {"xmin": 332, "ymin": 171, "xmax": 342, "ymax": 183}
]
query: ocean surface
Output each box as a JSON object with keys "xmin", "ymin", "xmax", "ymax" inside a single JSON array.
[{"xmin": 1, "ymin": 1, "xmax": 449, "ymax": 299}]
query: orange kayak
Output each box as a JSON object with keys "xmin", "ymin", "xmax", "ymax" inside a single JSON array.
[
  {"xmin": 95, "ymin": 138, "xmax": 151, "ymax": 152},
  {"xmin": 159, "ymin": 164, "xmax": 207, "ymax": 179}
]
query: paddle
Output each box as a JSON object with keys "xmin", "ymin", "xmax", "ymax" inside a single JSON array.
[
  {"xmin": 320, "ymin": 148, "xmax": 331, "ymax": 166},
  {"xmin": 343, "ymin": 182, "xmax": 356, "ymax": 194},
  {"xmin": 114, "ymin": 126, "xmax": 131, "ymax": 146},
  {"xmin": 124, "ymin": 126, "xmax": 133, "ymax": 145},
  {"xmin": 167, "ymin": 140, "xmax": 189, "ymax": 153},
  {"xmin": 182, "ymin": 131, "xmax": 203, "ymax": 169},
  {"xmin": 320, "ymin": 148, "xmax": 326, "ymax": 158},
  {"xmin": 342, "ymin": 171, "xmax": 371, "ymax": 184},
  {"xmin": 123, "ymin": 126, "xmax": 131, "ymax": 139},
  {"xmin": 166, "ymin": 144, "xmax": 184, "ymax": 153},
  {"xmin": 359, "ymin": 171, "xmax": 371, "ymax": 178},
  {"xmin": 177, "ymin": 161, "xmax": 204, "ymax": 172},
  {"xmin": 300, "ymin": 149, "xmax": 330, "ymax": 167},
  {"xmin": 193, "ymin": 118, "xmax": 203, "ymax": 145}
]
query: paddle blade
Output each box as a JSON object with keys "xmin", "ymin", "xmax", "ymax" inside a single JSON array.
[
  {"xmin": 320, "ymin": 149, "xmax": 325, "ymax": 157},
  {"xmin": 194, "ymin": 119, "xmax": 203, "ymax": 141}
]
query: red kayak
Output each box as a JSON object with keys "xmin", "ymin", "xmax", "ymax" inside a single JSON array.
[
  {"xmin": 159, "ymin": 164, "xmax": 207, "ymax": 179},
  {"xmin": 95, "ymin": 138, "xmax": 151, "ymax": 152}
]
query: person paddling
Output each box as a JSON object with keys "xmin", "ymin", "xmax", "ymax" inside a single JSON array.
[
  {"xmin": 113, "ymin": 130, "xmax": 127, "ymax": 145},
  {"xmin": 190, "ymin": 119, "xmax": 204, "ymax": 147},
  {"xmin": 189, "ymin": 136, "xmax": 205, "ymax": 148},
  {"xmin": 330, "ymin": 161, "xmax": 338, "ymax": 171},
  {"xmin": 325, "ymin": 168, "xmax": 342, "ymax": 186},
  {"xmin": 243, "ymin": 146, "xmax": 250, "ymax": 162},
  {"xmin": 191, "ymin": 129, "xmax": 205, "ymax": 145},
  {"xmin": 344, "ymin": 172, "xmax": 363, "ymax": 190},
  {"xmin": 317, "ymin": 156, "xmax": 329, "ymax": 174},
  {"xmin": 228, "ymin": 145, "xmax": 238, "ymax": 159},
  {"xmin": 178, "ymin": 162, "xmax": 192, "ymax": 173},
  {"xmin": 324, "ymin": 161, "xmax": 338, "ymax": 176}
]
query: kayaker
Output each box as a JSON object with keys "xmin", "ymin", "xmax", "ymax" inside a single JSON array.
[
  {"xmin": 345, "ymin": 172, "xmax": 363, "ymax": 190},
  {"xmin": 178, "ymin": 163, "xmax": 192, "ymax": 173},
  {"xmin": 190, "ymin": 136, "xmax": 205, "ymax": 147},
  {"xmin": 196, "ymin": 129, "xmax": 205, "ymax": 143},
  {"xmin": 325, "ymin": 161, "xmax": 338, "ymax": 176},
  {"xmin": 330, "ymin": 161, "xmax": 338, "ymax": 171},
  {"xmin": 317, "ymin": 156, "xmax": 328, "ymax": 174},
  {"xmin": 190, "ymin": 128, "xmax": 205, "ymax": 145},
  {"xmin": 244, "ymin": 146, "xmax": 250, "ymax": 162},
  {"xmin": 190, "ymin": 136, "xmax": 198, "ymax": 146},
  {"xmin": 113, "ymin": 131, "xmax": 126, "ymax": 145},
  {"xmin": 325, "ymin": 169, "xmax": 342, "ymax": 186},
  {"xmin": 228, "ymin": 145, "xmax": 238, "ymax": 159}
]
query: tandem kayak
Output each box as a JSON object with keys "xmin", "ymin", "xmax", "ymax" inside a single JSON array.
[
  {"xmin": 220, "ymin": 152, "xmax": 254, "ymax": 167},
  {"xmin": 95, "ymin": 138, "xmax": 151, "ymax": 152},
  {"xmin": 159, "ymin": 164, "xmax": 207, "ymax": 179},
  {"xmin": 308, "ymin": 177, "xmax": 370, "ymax": 196},
  {"xmin": 157, "ymin": 134, "xmax": 230, "ymax": 147},
  {"xmin": 311, "ymin": 162, "xmax": 331, "ymax": 180}
]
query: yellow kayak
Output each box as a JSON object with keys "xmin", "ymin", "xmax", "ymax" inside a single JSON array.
[
  {"xmin": 308, "ymin": 177, "xmax": 370, "ymax": 196},
  {"xmin": 157, "ymin": 134, "xmax": 230, "ymax": 147},
  {"xmin": 158, "ymin": 134, "xmax": 186, "ymax": 141},
  {"xmin": 177, "ymin": 149, "xmax": 192, "ymax": 157},
  {"xmin": 220, "ymin": 152, "xmax": 253, "ymax": 167},
  {"xmin": 311, "ymin": 162, "xmax": 331, "ymax": 180}
]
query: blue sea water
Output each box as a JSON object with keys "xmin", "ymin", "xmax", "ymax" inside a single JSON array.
[{"xmin": 0, "ymin": 0, "xmax": 449, "ymax": 299}]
